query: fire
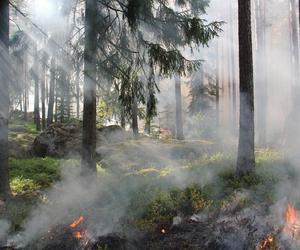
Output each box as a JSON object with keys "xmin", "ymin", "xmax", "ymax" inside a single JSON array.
[
  {"xmin": 75, "ymin": 231, "xmax": 83, "ymax": 239},
  {"xmin": 257, "ymin": 235, "xmax": 279, "ymax": 250},
  {"xmin": 161, "ymin": 229, "xmax": 166, "ymax": 234},
  {"xmin": 69, "ymin": 216, "xmax": 89, "ymax": 245},
  {"xmin": 283, "ymin": 204, "xmax": 300, "ymax": 239},
  {"xmin": 70, "ymin": 216, "xmax": 84, "ymax": 229}
]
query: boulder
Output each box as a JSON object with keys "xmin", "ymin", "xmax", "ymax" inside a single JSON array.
[{"xmin": 32, "ymin": 123, "xmax": 126, "ymax": 158}]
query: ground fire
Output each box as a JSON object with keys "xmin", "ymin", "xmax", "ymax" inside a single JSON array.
[
  {"xmin": 69, "ymin": 216, "xmax": 90, "ymax": 245},
  {"xmin": 257, "ymin": 204, "xmax": 300, "ymax": 250},
  {"xmin": 283, "ymin": 204, "xmax": 300, "ymax": 239}
]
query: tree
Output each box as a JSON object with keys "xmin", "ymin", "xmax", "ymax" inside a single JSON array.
[
  {"xmin": 32, "ymin": 47, "xmax": 41, "ymax": 132},
  {"xmin": 0, "ymin": 0, "xmax": 11, "ymax": 197},
  {"xmin": 81, "ymin": 0, "xmax": 221, "ymax": 171},
  {"xmin": 175, "ymin": 76, "xmax": 184, "ymax": 140},
  {"xmin": 82, "ymin": 0, "xmax": 98, "ymax": 173},
  {"xmin": 47, "ymin": 58, "xmax": 56, "ymax": 127},
  {"xmin": 255, "ymin": 0, "xmax": 267, "ymax": 146},
  {"xmin": 40, "ymin": 51, "xmax": 48, "ymax": 130},
  {"xmin": 236, "ymin": 0, "xmax": 255, "ymax": 176}
]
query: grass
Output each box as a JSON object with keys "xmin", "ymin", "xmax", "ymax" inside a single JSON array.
[{"xmin": 1, "ymin": 145, "xmax": 289, "ymax": 235}]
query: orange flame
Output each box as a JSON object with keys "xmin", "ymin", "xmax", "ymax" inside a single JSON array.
[
  {"xmin": 257, "ymin": 235, "xmax": 278, "ymax": 250},
  {"xmin": 75, "ymin": 231, "xmax": 83, "ymax": 239},
  {"xmin": 284, "ymin": 204, "xmax": 300, "ymax": 239},
  {"xmin": 70, "ymin": 216, "xmax": 84, "ymax": 229},
  {"xmin": 69, "ymin": 216, "xmax": 90, "ymax": 245}
]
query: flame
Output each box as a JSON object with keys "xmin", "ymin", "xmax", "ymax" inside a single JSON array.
[
  {"xmin": 75, "ymin": 231, "xmax": 83, "ymax": 239},
  {"xmin": 283, "ymin": 204, "xmax": 300, "ymax": 239},
  {"xmin": 257, "ymin": 235, "xmax": 279, "ymax": 250},
  {"xmin": 69, "ymin": 216, "xmax": 89, "ymax": 245},
  {"xmin": 161, "ymin": 229, "xmax": 166, "ymax": 234},
  {"xmin": 70, "ymin": 216, "xmax": 84, "ymax": 229}
]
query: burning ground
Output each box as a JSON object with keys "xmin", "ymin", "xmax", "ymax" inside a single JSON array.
[{"xmin": 2, "ymin": 133, "xmax": 300, "ymax": 249}]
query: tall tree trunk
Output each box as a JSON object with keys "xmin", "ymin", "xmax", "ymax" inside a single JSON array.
[
  {"xmin": 47, "ymin": 58, "xmax": 55, "ymax": 127},
  {"xmin": 229, "ymin": 0, "xmax": 237, "ymax": 133},
  {"xmin": 59, "ymin": 70, "xmax": 65, "ymax": 123},
  {"xmin": 33, "ymin": 48, "xmax": 41, "ymax": 131},
  {"xmin": 216, "ymin": 41, "xmax": 220, "ymax": 132},
  {"xmin": 120, "ymin": 105, "xmax": 126, "ymax": 129},
  {"xmin": 82, "ymin": 0, "xmax": 98, "ymax": 173},
  {"xmin": 255, "ymin": 0, "xmax": 268, "ymax": 146},
  {"xmin": 75, "ymin": 65, "xmax": 80, "ymax": 119},
  {"xmin": 0, "ymin": 0, "xmax": 11, "ymax": 198},
  {"xmin": 175, "ymin": 76, "xmax": 184, "ymax": 140},
  {"xmin": 23, "ymin": 52, "xmax": 28, "ymax": 121},
  {"xmin": 284, "ymin": 0, "xmax": 300, "ymax": 146},
  {"xmin": 66, "ymin": 75, "xmax": 71, "ymax": 120},
  {"xmin": 132, "ymin": 95, "xmax": 139, "ymax": 138},
  {"xmin": 41, "ymin": 52, "xmax": 47, "ymax": 130},
  {"xmin": 33, "ymin": 71, "xmax": 41, "ymax": 131},
  {"xmin": 291, "ymin": 0, "xmax": 300, "ymax": 98},
  {"xmin": 236, "ymin": 0, "xmax": 255, "ymax": 176}
]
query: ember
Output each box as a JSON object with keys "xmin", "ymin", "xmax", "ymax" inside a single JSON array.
[
  {"xmin": 161, "ymin": 229, "xmax": 166, "ymax": 234},
  {"xmin": 257, "ymin": 234, "xmax": 280, "ymax": 250}
]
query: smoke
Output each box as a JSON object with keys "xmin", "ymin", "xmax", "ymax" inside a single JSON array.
[{"xmin": 0, "ymin": 220, "xmax": 10, "ymax": 242}]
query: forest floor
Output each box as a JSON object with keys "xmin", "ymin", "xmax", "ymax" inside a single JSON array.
[{"xmin": 0, "ymin": 121, "xmax": 296, "ymax": 249}]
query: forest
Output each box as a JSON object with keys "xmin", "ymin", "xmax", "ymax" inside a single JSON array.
[{"xmin": 1, "ymin": 0, "xmax": 300, "ymax": 249}]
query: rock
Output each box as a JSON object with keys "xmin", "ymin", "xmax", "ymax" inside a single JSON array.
[{"xmin": 32, "ymin": 123, "xmax": 126, "ymax": 158}]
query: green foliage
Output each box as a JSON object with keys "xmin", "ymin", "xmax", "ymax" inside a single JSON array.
[
  {"xmin": 9, "ymin": 158, "xmax": 62, "ymax": 195},
  {"xmin": 128, "ymin": 185, "xmax": 212, "ymax": 232},
  {"xmin": 147, "ymin": 43, "xmax": 202, "ymax": 77},
  {"xmin": 0, "ymin": 199, "xmax": 36, "ymax": 231},
  {"xmin": 97, "ymin": 99, "xmax": 114, "ymax": 126}
]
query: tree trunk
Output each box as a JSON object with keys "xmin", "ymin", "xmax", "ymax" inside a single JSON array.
[
  {"xmin": 0, "ymin": 0, "xmax": 11, "ymax": 197},
  {"xmin": 76, "ymin": 65, "xmax": 80, "ymax": 119},
  {"xmin": 66, "ymin": 74, "xmax": 71, "ymax": 120},
  {"xmin": 216, "ymin": 41, "xmax": 220, "ymax": 133},
  {"xmin": 47, "ymin": 58, "xmax": 55, "ymax": 127},
  {"xmin": 82, "ymin": 0, "xmax": 98, "ymax": 173},
  {"xmin": 175, "ymin": 76, "xmax": 184, "ymax": 140},
  {"xmin": 23, "ymin": 52, "xmax": 28, "ymax": 121},
  {"xmin": 120, "ymin": 106, "xmax": 126, "ymax": 129},
  {"xmin": 33, "ymin": 49, "xmax": 41, "ymax": 132},
  {"xmin": 132, "ymin": 95, "xmax": 139, "ymax": 138},
  {"xmin": 255, "ymin": 0, "xmax": 268, "ymax": 146},
  {"xmin": 236, "ymin": 0, "xmax": 255, "ymax": 176},
  {"xmin": 290, "ymin": 0, "xmax": 300, "ymax": 99},
  {"xmin": 229, "ymin": 0, "xmax": 237, "ymax": 133},
  {"xmin": 41, "ymin": 52, "xmax": 47, "ymax": 130}
]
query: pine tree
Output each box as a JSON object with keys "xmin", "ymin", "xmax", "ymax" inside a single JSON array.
[
  {"xmin": 0, "ymin": 0, "xmax": 11, "ymax": 197},
  {"xmin": 82, "ymin": 0, "xmax": 98, "ymax": 173},
  {"xmin": 236, "ymin": 0, "xmax": 255, "ymax": 176}
]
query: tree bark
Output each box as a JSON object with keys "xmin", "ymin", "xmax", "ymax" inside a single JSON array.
[
  {"xmin": 255, "ymin": 0, "xmax": 268, "ymax": 146},
  {"xmin": 82, "ymin": 0, "xmax": 98, "ymax": 173},
  {"xmin": 47, "ymin": 58, "xmax": 55, "ymax": 127},
  {"xmin": 236, "ymin": 0, "xmax": 255, "ymax": 176},
  {"xmin": 229, "ymin": 0, "xmax": 237, "ymax": 133},
  {"xmin": 24, "ymin": 52, "xmax": 28, "ymax": 121},
  {"xmin": 41, "ymin": 52, "xmax": 47, "ymax": 130},
  {"xmin": 0, "ymin": 0, "xmax": 11, "ymax": 197},
  {"xmin": 33, "ymin": 48, "xmax": 41, "ymax": 132},
  {"xmin": 132, "ymin": 95, "xmax": 139, "ymax": 138},
  {"xmin": 175, "ymin": 76, "xmax": 184, "ymax": 140},
  {"xmin": 120, "ymin": 106, "xmax": 126, "ymax": 129},
  {"xmin": 216, "ymin": 41, "xmax": 220, "ymax": 133},
  {"xmin": 75, "ymin": 65, "xmax": 80, "ymax": 119}
]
